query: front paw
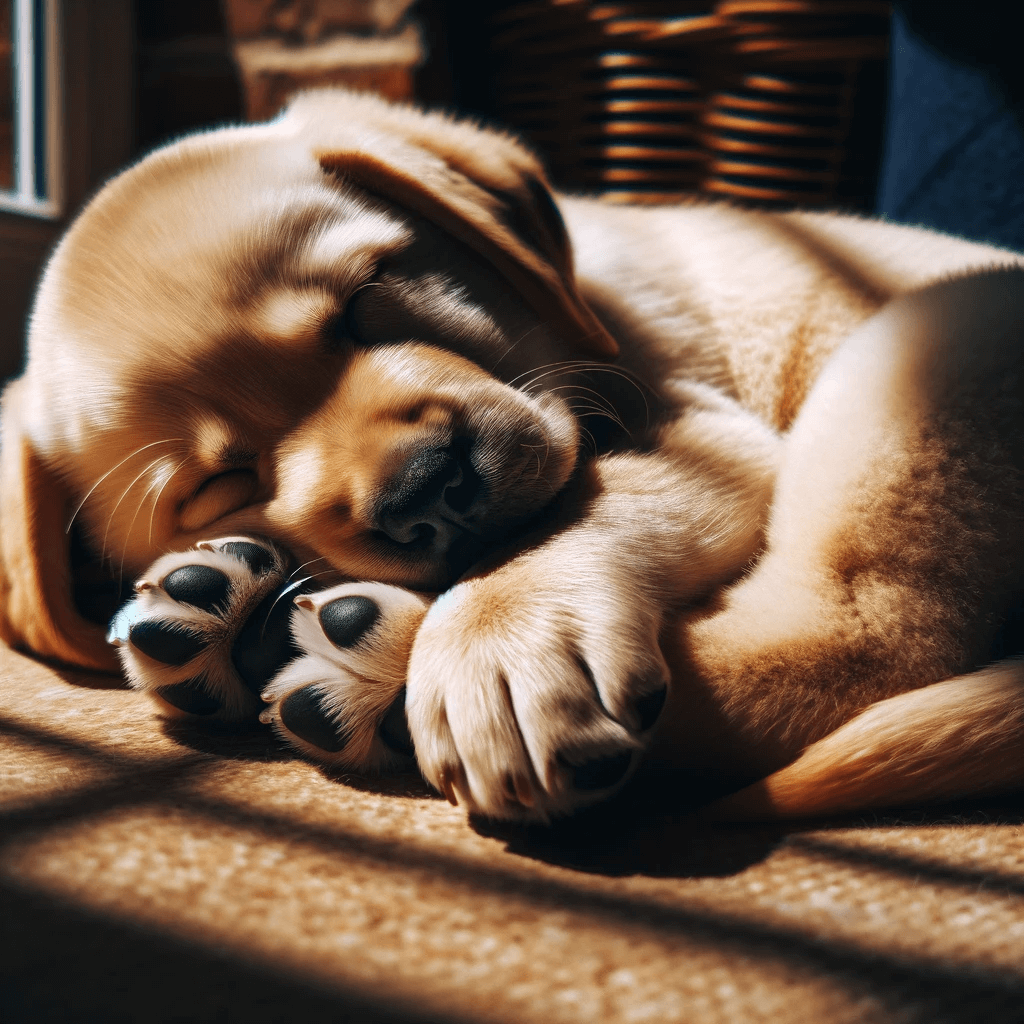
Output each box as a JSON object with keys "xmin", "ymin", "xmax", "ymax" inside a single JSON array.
[
  {"xmin": 260, "ymin": 581, "xmax": 431, "ymax": 771},
  {"xmin": 108, "ymin": 536, "xmax": 300, "ymax": 721},
  {"xmin": 405, "ymin": 566, "xmax": 670, "ymax": 821}
]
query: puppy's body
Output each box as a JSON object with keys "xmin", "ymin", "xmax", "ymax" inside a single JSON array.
[
  {"xmin": 2, "ymin": 90, "xmax": 1023, "ymax": 821},
  {"xmin": 429, "ymin": 198, "xmax": 1024, "ymax": 813}
]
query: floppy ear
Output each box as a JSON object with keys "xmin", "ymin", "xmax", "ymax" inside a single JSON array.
[
  {"xmin": 300, "ymin": 93, "xmax": 618, "ymax": 359},
  {"xmin": 0, "ymin": 380, "xmax": 117, "ymax": 672}
]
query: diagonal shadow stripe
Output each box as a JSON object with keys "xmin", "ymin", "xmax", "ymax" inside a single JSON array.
[
  {"xmin": 759, "ymin": 213, "xmax": 896, "ymax": 306},
  {"xmin": 0, "ymin": 714, "xmax": 217, "ymax": 828},
  {"xmin": 8, "ymin": 785, "xmax": 1024, "ymax": 1020},
  {"xmin": 0, "ymin": 712, "xmax": 213, "ymax": 772},
  {"xmin": 7, "ymin": 711, "xmax": 1024, "ymax": 1020},
  {"xmin": 791, "ymin": 833, "xmax": 1024, "ymax": 899},
  {"xmin": 0, "ymin": 879, "xmax": 462, "ymax": 1024}
]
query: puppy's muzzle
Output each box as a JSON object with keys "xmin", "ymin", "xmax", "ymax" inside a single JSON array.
[{"xmin": 375, "ymin": 441, "xmax": 484, "ymax": 565}]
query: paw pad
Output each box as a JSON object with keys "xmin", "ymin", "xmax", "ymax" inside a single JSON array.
[
  {"xmin": 161, "ymin": 565, "xmax": 231, "ymax": 611},
  {"xmin": 117, "ymin": 539, "xmax": 430, "ymax": 780},
  {"xmin": 128, "ymin": 621, "xmax": 208, "ymax": 665},
  {"xmin": 156, "ymin": 678, "xmax": 221, "ymax": 716},
  {"xmin": 320, "ymin": 595, "xmax": 379, "ymax": 648},
  {"xmin": 279, "ymin": 686, "xmax": 351, "ymax": 752}
]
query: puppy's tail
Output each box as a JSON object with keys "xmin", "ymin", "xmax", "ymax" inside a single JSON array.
[{"xmin": 706, "ymin": 658, "xmax": 1024, "ymax": 821}]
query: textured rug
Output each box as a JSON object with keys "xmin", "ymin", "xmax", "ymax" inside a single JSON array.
[{"xmin": 3, "ymin": 641, "xmax": 1024, "ymax": 1024}]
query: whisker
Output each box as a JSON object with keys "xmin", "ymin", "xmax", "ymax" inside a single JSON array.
[
  {"xmin": 551, "ymin": 382, "xmax": 619, "ymax": 410},
  {"xmin": 512, "ymin": 360, "xmax": 632, "ymax": 389},
  {"xmin": 564, "ymin": 395, "xmax": 626, "ymax": 421},
  {"xmin": 259, "ymin": 571, "xmax": 343, "ymax": 643},
  {"xmin": 548, "ymin": 386, "xmax": 630, "ymax": 435},
  {"xmin": 507, "ymin": 360, "xmax": 586, "ymax": 391},
  {"xmin": 66, "ymin": 438, "xmax": 184, "ymax": 534},
  {"xmin": 577, "ymin": 424, "xmax": 598, "ymax": 455},
  {"xmin": 148, "ymin": 457, "xmax": 191, "ymax": 547},
  {"xmin": 487, "ymin": 324, "xmax": 544, "ymax": 376},
  {"xmin": 101, "ymin": 456, "xmax": 177, "ymax": 566},
  {"xmin": 118, "ymin": 455, "xmax": 180, "ymax": 584},
  {"xmin": 522, "ymin": 361, "xmax": 652, "ymax": 413},
  {"xmin": 288, "ymin": 556, "xmax": 330, "ymax": 583},
  {"xmin": 516, "ymin": 363, "xmax": 653, "ymax": 434}
]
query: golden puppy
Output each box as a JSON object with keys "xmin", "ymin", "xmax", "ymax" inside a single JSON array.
[{"xmin": 2, "ymin": 89, "xmax": 1023, "ymax": 821}]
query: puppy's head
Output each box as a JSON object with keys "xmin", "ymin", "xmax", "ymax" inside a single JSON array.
[{"xmin": 0, "ymin": 90, "xmax": 619, "ymax": 669}]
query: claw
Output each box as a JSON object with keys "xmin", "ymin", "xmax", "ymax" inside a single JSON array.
[{"xmin": 438, "ymin": 766, "xmax": 460, "ymax": 806}]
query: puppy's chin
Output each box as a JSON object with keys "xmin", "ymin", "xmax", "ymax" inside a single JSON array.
[
  {"xmin": 305, "ymin": 520, "xmax": 524, "ymax": 594},
  {"xmin": 395, "ymin": 533, "xmax": 490, "ymax": 591}
]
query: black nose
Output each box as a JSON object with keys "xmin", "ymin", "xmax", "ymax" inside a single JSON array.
[{"xmin": 375, "ymin": 442, "xmax": 482, "ymax": 552}]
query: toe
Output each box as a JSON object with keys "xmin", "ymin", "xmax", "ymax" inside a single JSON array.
[
  {"xmin": 279, "ymin": 686, "xmax": 351, "ymax": 752},
  {"xmin": 156, "ymin": 678, "xmax": 221, "ymax": 715},
  {"xmin": 319, "ymin": 595, "xmax": 380, "ymax": 648},
  {"xmin": 129, "ymin": 621, "xmax": 208, "ymax": 665},
  {"xmin": 161, "ymin": 565, "xmax": 231, "ymax": 612}
]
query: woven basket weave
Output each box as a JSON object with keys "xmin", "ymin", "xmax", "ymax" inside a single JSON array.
[{"xmin": 490, "ymin": 0, "xmax": 890, "ymax": 208}]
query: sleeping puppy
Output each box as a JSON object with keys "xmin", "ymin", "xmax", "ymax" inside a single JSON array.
[{"xmin": 2, "ymin": 89, "xmax": 1024, "ymax": 821}]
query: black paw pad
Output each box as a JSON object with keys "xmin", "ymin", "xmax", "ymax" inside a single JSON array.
[
  {"xmin": 232, "ymin": 587, "xmax": 301, "ymax": 694},
  {"xmin": 162, "ymin": 565, "xmax": 230, "ymax": 612},
  {"xmin": 279, "ymin": 686, "xmax": 350, "ymax": 752},
  {"xmin": 379, "ymin": 688, "xmax": 414, "ymax": 756},
  {"xmin": 157, "ymin": 678, "xmax": 221, "ymax": 716},
  {"xmin": 129, "ymin": 621, "xmax": 208, "ymax": 665},
  {"xmin": 634, "ymin": 683, "xmax": 668, "ymax": 732},
  {"xmin": 320, "ymin": 596, "xmax": 379, "ymax": 648},
  {"xmin": 564, "ymin": 751, "xmax": 633, "ymax": 792},
  {"xmin": 221, "ymin": 541, "xmax": 276, "ymax": 576}
]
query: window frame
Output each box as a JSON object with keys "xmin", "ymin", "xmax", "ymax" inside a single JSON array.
[
  {"xmin": 0, "ymin": 0, "xmax": 133, "ymax": 381},
  {"xmin": 1, "ymin": 0, "xmax": 63, "ymax": 218}
]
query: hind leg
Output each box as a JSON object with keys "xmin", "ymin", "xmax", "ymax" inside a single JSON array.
[{"xmin": 655, "ymin": 269, "xmax": 1024, "ymax": 797}]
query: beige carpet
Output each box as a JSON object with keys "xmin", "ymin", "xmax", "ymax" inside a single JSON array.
[{"xmin": 3, "ymin": 641, "xmax": 1024, "ymax": 1024}]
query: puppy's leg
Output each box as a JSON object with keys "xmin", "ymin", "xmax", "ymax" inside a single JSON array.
[
  {"xmin": 655, "ymin": 269, "xmax": 1024, "ymax": 812},
  {"xmin": 260, "ymin": 582, "xmax": 429, "ymax": 771},
  {"xmin": 406, "ymin": 384, "xmax": 782, "ymax": 820}
]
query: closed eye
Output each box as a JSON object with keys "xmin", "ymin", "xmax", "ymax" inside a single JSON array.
[
  {"xmin": 323, "ymin": 280, "xmax": 381, "ymax": 352},
  {"xmin": 178, "ymin": 468, "xmax": 259, "ymax": 531}
]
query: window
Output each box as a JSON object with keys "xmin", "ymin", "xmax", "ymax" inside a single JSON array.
[
  {"xmin": 0, "ymin": 0, "xmax": 62, "ymax": 218},
  {"xmin": 0, "ymin": 0, "xmax": 132, "ymax": 381}
]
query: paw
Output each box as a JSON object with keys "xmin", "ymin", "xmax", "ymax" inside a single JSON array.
[
  {"xmin": 260, "ymin": 582, "xmax": 431, "ymax": 771},
  {"xmin": 108, "ymin": 536, "xmax": 302, "ymax": 721},
  {"xmin": 405, "ymin": 562, "xmax": 669, "ymax": 821}
]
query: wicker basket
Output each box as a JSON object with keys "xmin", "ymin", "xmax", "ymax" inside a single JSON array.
[{"xmin": 490, "ymin": 0, "xmax": 890, "ymax": 208}]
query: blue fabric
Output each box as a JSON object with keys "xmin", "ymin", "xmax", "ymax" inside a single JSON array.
[{"xmin": 876, "ymin": 3, "xmax": 1024, "ymax": 251}]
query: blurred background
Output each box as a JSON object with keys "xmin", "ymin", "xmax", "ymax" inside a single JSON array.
[{"xmin": 2, "ymin": 0, "xmax": 1021, "ymax": 384}]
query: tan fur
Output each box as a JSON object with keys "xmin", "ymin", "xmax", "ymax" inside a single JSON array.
[{"xmin": 2, "ymin": 88, "xmax": 1024, "ymax": 821}]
